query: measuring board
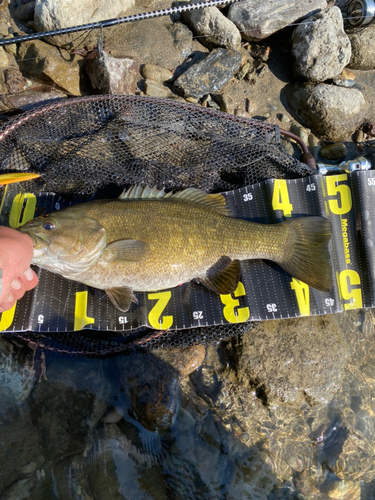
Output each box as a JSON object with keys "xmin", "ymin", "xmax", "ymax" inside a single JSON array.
[{"xmin": 0, "ymin": 171, "xmax": 371, "ymax": 333}]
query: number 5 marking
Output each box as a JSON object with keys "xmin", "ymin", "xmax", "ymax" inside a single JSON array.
[
  {"xmin": 220, "ymin": 282, "xmax": 250, "ymax": 323},
  {"xmin": 148, "ymin": 291, "xmax": 173, "ymax": 330},
  {"xmin": 325, "ymin": 175, "xmax": 352, "ymax": 215}
]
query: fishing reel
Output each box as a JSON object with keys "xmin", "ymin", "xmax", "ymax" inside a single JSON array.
[
  {"xmin": 347, "ymin": 0, "xmax": 375, "ymax": 27},
  {"xmin": 317, "ymin": 154, "xmax": 375, "ymax": 175}
]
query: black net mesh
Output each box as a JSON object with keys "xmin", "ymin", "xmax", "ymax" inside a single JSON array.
[{"xmin": 0, "ymin": 95, "xmax": 315, "ymax": 355}]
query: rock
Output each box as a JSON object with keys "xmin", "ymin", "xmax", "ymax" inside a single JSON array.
[
  {"xmin": 284, "ymin": 83, "xmax": 366, "ymax": 141},
  {"xmin": 144, "ymin": 79, "xmax": 173, "ymax": 98},
  {"xmin": 348, "ymin": 25, "xmax": 375, "ymax": 70},
  {"xmin": 233, "ymin": 314, "xmax": 351, "ymax": 408},
  {"xmin": 320, "ymin": 142, "xmax": 347, "ymax": 160},
  {"xmin": 153, "ymin": 345, "xmax": 206, "ymax": 376},
  {"xmin": 141, "ymin": 63, "xmax": 173, "ymax": 83},
  {"xmin": 290, "ymin": 122, "xmax": 310, "ymax": 145},
  {"xmin": 3, "ymin": 68, "xmax": 28, "ymax": 94},
  {"xmin": 107, "ymin": 20, "xmax": 197, "ymax": 72},
  {"xmin": 277, "ymin": 113, "xmax": 290, "ymax": 124},
  {"xmin": 86, "ymin": 51, "xmax": 139, "ymax": 95},
  {"xmin": 0, "ymin": 47, "xmax": 8, "ymax": 69},
  {"xmin": 173, "ymin": 48, "xmax": 242, "ymax": 99},
  {"xmin": 353, "ymin": 128, "xmax": 364, "ymax": 144},
  {"xmin": 227, "ymin": 0, "xmax": 328, "ymax": 42},
  {"xmin": 182, "ymin": 6, "xmax": 241, "ymax": 50},
  {"xmin": 34, "ymin": 0, "xmax": 135, "ymax": 48},
  {"xmin": 18, "ymin": 40, "xmax": 83, "ymax": 95},
  {"xmin": 291, "ymin": 6, "xmax": 351, "ymax": 82},
  {"xmin": 0, "ymin": 88, "xmax": 67, "ymax": 114}
]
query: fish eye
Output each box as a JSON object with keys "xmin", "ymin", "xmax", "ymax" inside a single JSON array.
[{"xmin": 43, "ymin": 221, "xmax": 55, "ymax": 230}]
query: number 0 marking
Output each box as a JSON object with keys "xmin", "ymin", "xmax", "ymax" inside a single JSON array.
[
  {"xmin": 74, "ymin": 291, "xmax": 95, "ymax": 330},
  {"xmin": 0, "ymin": 303, "xmax": 16, "ymax": 331},
  {"xmin": 148, "ymin": 291, "xmax": 173, "ymax": 330},
  {"xmin": 9, "ymin": 192, "xmax": 37, "ymax": 228},
  {"xmin": 220, "ymin": 282, "xmax": 250, "ymax": 323}
]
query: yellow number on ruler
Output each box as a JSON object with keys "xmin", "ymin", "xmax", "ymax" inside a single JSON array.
[
  {"xmin": 220, "ymin": 282, "xmax": 250, "ymax": 323},
  {"xmin": 326, "ymin": 175, "xmax": 352, "ymax": 215},
  {"xmin": 9, "ymin": 193, "xmax": 37, "ymax": 228},
  {"xmin": 0, "ymin": 303, "xmax": 16, "ymax": 331},
  {"xmin": 148, "ymin": 291, "xmax": 173, "ymax": 330},
  {"xmin": 339, "ymin": 270, "xmax": 363, "ymax": 310},
  {"xmin": 290, "ymin": 278, "xmax": 310, "ymax": 316},
  {"xmin": 74, "ymin": 291, "xmax": 95, "ymax": 330},
  {"xmin": 272, "ymin": 180, "xmax": 293, "ymax": 217}
]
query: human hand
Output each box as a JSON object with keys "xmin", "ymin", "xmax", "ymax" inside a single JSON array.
[{"xmin": 0, "ymin": 227, "xmax": 39, "ymax": 313}]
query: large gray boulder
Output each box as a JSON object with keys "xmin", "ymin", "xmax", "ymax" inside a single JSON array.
[
  {"xmin": 291, "ymin": 6, "xmax": 351, "ymax": 82},
  {"xmin": 348, "ymin": 25, "xmax": 375, "ymax": 70},
  {"xmin": 182, "ymin": 6, "xmax": 241, "ymax": 49},
  {"xmin": 284, "ymin": 83, "xmax": 366, "ymax": 141},
  {"xmin": 34, "ymin": 0, "xmax": 135, "ymax": 47},
  {"xmin": 227, "ymin": 0, "xmax": 327, "ymax": 41}
]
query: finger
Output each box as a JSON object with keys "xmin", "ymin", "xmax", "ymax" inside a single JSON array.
[
  {"xmin": 19, "ymin": 267, "xmax": 39, "ymax": 291},
  {"xmin": 0, "ymin": 292, "xmax": 16, "ymax": 313},
  {"xmin": 10, "ymin": 279, "xmax": 26, "ymax": 302}
]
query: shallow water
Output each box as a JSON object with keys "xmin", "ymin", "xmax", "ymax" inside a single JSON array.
[{"xmin": 1, "ymin": 309, "xmax": 375, "ymax": 499}]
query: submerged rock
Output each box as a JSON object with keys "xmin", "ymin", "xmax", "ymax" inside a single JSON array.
[
  {"xmin": 291, "ymin": 6, "xmax": 351, "ymax": 82},
  {"xmin": 228, "ymin": 0, "xmax": 327, "ymax": 41},
  {"xmin": 284, "ymin": 83, "xmax": 366, "ymax": 141},
  {"xmin": 173, "ymin": 47, "xmax": 242, "ymax": 99}
]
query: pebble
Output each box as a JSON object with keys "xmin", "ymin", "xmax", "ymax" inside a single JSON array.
[
  {"xmin": 320, "ymin": 142, "xmax": 347, "ymax": 160},
  {"xmin": 141, "ymin": 63, "xmax": 173, "ymax": 84},
  {"xmin": 277, "ymin": 113, "xmax": 290, "ymax": 124},
  {"xmin": 144, "ymin": 79, "xmax": 173, "ymax": 98},
  {"xmin": 354, "ymin": 129, "xmax": 364, "ymax": 144}
]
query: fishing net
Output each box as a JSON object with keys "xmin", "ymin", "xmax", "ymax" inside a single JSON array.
[{"xmin": 0, "ymin": 94, "xmax": 315, "ymax": 355}]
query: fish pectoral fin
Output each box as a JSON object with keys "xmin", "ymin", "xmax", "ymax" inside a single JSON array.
[
  {"xmin": 102, "ymin": 239, "xmax": 150, "ymax": 263},
  {"xmin": 106, "ymin": 287, "xmax": 138, "ymax": 312},
  {"xmin": 199, "ymin": 257, "xmax": 241, "ymax": 294}
]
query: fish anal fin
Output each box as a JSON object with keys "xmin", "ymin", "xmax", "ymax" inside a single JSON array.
[
  {"xmin": 106, "ymin": 287, "xmax": 138, "ymax": 312},
  {"xmin": 102, "ymin": 239, "xmax": 150, "ymax": 263},
  {"xmin": 199, "ymin": 256, "xmax": 241, "ymax": 294}
]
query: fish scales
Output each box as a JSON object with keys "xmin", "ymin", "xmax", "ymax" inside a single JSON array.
[
  {"xmin": 19, "ymin": 185, "xmax": 332, "ymax": 311},
  {"xmin": 62, "ymin": 198, "xmax": 286, "ymax": 291}
]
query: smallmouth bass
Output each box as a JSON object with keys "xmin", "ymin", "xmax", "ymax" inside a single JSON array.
[{"xmin": 19, "ymin": 185, "xmax": 332, "ymax": 311}]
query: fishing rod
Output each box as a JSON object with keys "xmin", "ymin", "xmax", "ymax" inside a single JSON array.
[
  {"xmin": 0, "ymin": 0, "xmax": 241, "ymax": 46},
  {"xmin": 1, "ymin": 0, "xmax": 375, "ymax": 47}
]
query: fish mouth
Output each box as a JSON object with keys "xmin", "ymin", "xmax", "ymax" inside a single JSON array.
[{"xmin": 19, "ymin": 229, "xmax": 49, "ymax": 252}]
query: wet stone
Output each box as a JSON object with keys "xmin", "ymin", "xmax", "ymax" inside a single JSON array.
[
  {"xmin": 173, "ymin": 47, "xmax": 242, "ymax": 99},
  {"xmin": 320, "ymin": 142, "xmax": 347, "ymax": 160}
]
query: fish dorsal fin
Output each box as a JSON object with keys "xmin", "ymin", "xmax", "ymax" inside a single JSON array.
[
  {"xmin": 119, "ymin": 185, "xmax": 173, "ymax": 200},
  {"xmin": 119, "ymin": 185, "xmax": 233, "ymax": 216}
]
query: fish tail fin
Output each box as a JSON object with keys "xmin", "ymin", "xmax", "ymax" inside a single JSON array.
[{"xmin": 278, "ymin": 216, "xmax": 332, "ymax": 292}]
